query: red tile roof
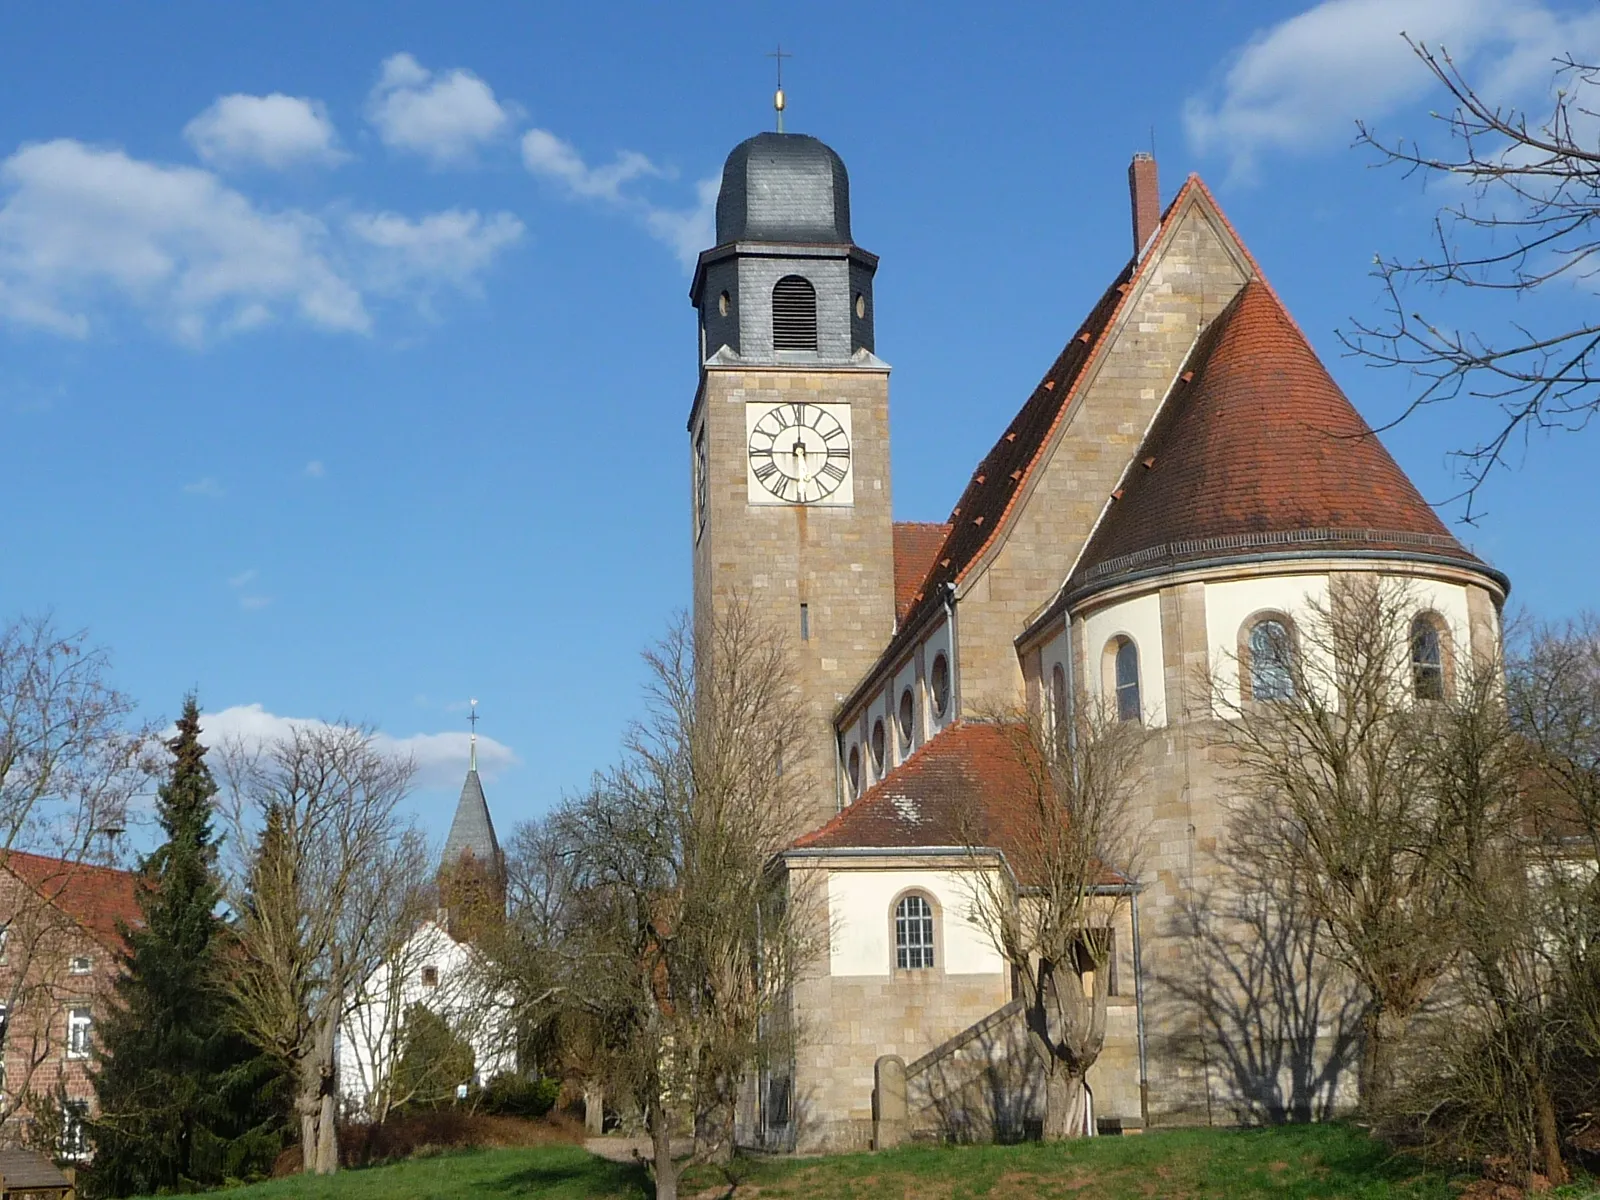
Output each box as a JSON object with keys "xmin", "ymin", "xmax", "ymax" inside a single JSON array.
[
  {"xmin": 892, "ymin": 522, "xmax": 952, "ymax": 623},
  {"xmin": 1067, "ymin": 280, "xmax": 1491, "ymax": 595},
  {"xmin": 4, "ymin": 851, "xmax": 141, "ymax": 950},
  {"xmin": 794, "ymin": 722, "xmax": 1124, "ymax": 886}
]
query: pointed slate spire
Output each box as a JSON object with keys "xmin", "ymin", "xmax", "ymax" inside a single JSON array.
[{"xmin": 442, "ymin": 762, "xmax": 501, "ymax": 872}]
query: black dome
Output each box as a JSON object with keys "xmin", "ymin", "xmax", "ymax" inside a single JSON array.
[{"xmin": 715, "ymin": 132, "xmax": 852, "ymax": 246}]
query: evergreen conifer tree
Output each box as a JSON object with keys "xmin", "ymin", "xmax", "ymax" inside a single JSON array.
[{"xmin": 87, "ymin": 696, "xmax": 283, "ymax": 1197}]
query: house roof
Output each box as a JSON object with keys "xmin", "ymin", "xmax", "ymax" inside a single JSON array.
[
  {"xmin": 442, "ymin": 768, "xmax": 502, "ymax": 871},
  {"xmin": 3, "ymin": 851, "xmax": 140, "ymax": 950},
  {"xmin": 793, "ymin": 722, "xmax": 1124, "ymax": 886},
  {"xmin": 1065, "ymin": 279, "xmax": 1496, "ymax": 599},
  {"xmin": 0, "ymin": 1146, "xmax": 71, "ymax": 1192},
  {"xmin": 893, "ymin": 522, "xmax": 952, "ymax": 623}
]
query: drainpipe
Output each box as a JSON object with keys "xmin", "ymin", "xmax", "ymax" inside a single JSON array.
[
  {"xmin": 1131, "ymin": 886, "xmax": 1150, "ymax": 1128},
  {"xmin": 943, "ymin": 582, "xmax": 960, "ymax": 717}
]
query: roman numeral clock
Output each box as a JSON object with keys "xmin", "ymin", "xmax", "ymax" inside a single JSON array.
[{"xmin": 745, "ymin": 401, "xmax": 854, "ymax": 506}]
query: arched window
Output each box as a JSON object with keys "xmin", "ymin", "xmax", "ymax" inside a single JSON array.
[
  {"xmin": 1051, "ymin": 663, "xmax": 1068, "ymax": 735},
  {"xmin": 1112, "ymin": 638, "xmax": 1141, "ymax": 724},
  {"xmin": 898, "ymin": 688, "xmax": 915, "ymax": 755},
  {"xmin": 894, "ymin": 893, "xmax": 936, "ymax": 970},
  {"xmin": 870, "ymin": 719, "xmax": 887, "ymax": 774},
  {"xmin": 847, "ymin": 745, "xmax": 861, "ymax": 798},
  {"xmin": 1247, "ymin": 617, "xmax": 1295, "ymax": 702},
  {"xmin": 1412, "ymin": 614, "xmax": 1445, "ymax": 701},
  {"xmin": 930, "ymin": 653, "xmax": 951, "ymax": 719},
  {"xmin": 772, "ymin": 275, "xmax": 818, "ymax": 350}
]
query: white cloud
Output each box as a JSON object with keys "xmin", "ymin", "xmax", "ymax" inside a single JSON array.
[
  {"xmin": 0, "ymin": 139, "xmax": 368, "ymax": 341},
  {"xmin": 184, "ymin": 93, "xmax": 345, "ymax": 170},
  {"xmin": 1184, "ymin": 0, "xmax": 1600, "ymax": 182},
  {"xmin": 304, "ymin": 459, "xmax": 325, "ymax": 477},
  {"xmin": 346, "ymin": 208, "xmax": 525, "ymax": 296},
  {"xmin": 367, "ymin": 53, "xmax": 513, "ymax": 166},
  {"xmin": 184, "ymin": 476, "xmax": 225, "ymax": 497},
  {"xmin": 198, "ymin": 703, "xmax": 518, "ymax": 789},
  {"xmin": 228, "ymin": 567, "xmax": 257, "ymax": 588},
  {"xmin": 521, "ymin": 128, "xmax": 717, "ymax": 269},
  {"xmin": 0, "ymin": 139, "xmax": 523, "ymax": 343}
]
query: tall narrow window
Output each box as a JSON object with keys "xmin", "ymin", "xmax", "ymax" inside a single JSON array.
[
  {"xmin": 1412, "ymin": 615, "xmax": 1445, "ymax": 701},
  {"xmin": 847, "ymin": 746, "xmax": 862, "ymax": 798},
  {"xmin": 799, "ymin": 603, "xmax": 810, "ymax": 641},
  {"xmin": 772, "ymin": 275, "xmax": 818, "ymax": 350},
  {"xmin": 1248, "ymin": 618, "xmax": 1295, "ymax": 702},
  {"xmin": 67, "ymin": 1007, "xmax": 92, "ymax": 1059},
  {"xmin": 1051, "ymin": 663, "xmax": 1068, "ymax": 735},
  {"xmin": 931, "ymin": 653, "xmax": 951, "ymax": 719},
  {"xmin": 1113, "ymin": 638, "xmax": 1142, "ymax": 724},
  {"xmin": 62, "ymin": 1100, "xmax": 88, "ymax": 1161},
  {"xmin": 895, "ymin": 894, "xmax": 936, "ymax": 969},
  {"xmin": 898, "ymin": 688, "xmax": 915, "ymax": 755},
  {"xmin": 870, "ymin": 719, "xmax": 887, "ymax": 774}
]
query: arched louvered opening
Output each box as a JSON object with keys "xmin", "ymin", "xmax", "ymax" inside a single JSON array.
[{"xmin": 772, "ymin": 275, "xmax": 818, "ymax": 350}]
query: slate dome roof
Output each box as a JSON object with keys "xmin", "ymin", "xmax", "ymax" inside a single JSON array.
[{"xmin": 715, "ymin": 132, "xmax": 852, "ymax": 246}]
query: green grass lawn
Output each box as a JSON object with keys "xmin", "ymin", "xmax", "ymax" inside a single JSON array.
[{"xmin": 133, "ymin": 1123, "xmax": 1600, "ymax": 1199}]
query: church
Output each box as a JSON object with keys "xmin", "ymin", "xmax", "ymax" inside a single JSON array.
[{"xmin": 686, "ymin": 128, "xmax": 1508, "ymax": 1151}]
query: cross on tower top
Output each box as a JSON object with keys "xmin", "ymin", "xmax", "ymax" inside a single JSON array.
[
  {"xmin": 468, "ymin": 699, "xmax": 479, "ymax": 772},
  {"xmin": 767, "ymin": 44, "xmax": 791, "ymax": 132}
]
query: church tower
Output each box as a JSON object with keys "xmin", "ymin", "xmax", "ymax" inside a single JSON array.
[
  {"xmin": 437, "ymin": 725, "xmax": 506, "ymax": 942},
  {"xmin": 689, "ymin": 130, "xmax": 896, "ymax": 830}
]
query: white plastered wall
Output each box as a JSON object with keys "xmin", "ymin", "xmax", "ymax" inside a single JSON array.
[
  {"xmin": 827, "ymin": 867, "xmax": 1006, "ymax": 977},
  {"xmin": 1081, "ymin": 593, "xmax": 1167, "ymax": 727}
]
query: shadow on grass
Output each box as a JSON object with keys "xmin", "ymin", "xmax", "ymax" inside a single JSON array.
[{"xmin": 478, "ymin": 1154, "xmax": 653, "ymax": 1199}]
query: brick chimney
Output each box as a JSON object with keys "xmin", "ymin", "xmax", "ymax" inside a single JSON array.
[{"xmin": 1128, "ymin": 152, "xmax": 1160, "ymax": 257}]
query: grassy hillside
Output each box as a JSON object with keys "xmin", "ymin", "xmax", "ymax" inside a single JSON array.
[{"xmin": 133, "ymin": 1123, "xmax": 1597, "ymax": 1199}]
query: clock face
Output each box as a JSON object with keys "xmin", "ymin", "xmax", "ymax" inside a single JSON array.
[{"xmin": 746, "ymin": 402, "xmax": 853, "ymax": 505}]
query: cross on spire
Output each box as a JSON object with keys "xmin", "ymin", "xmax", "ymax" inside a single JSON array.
[
  {"xmin": 468, "ymin": 698, "xmax": 479, "ymax": 772},
  {"xmin": 768, "ymin": 44, "xmax": 791, "ymax": 132}
]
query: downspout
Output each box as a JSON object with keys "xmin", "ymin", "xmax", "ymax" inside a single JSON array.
[
  {"xmin": 943, "ymin": 582, "xmax": 961, "ymax": 717},
  {"xmin": 1131, "ymin": 886, "xmax": 1149, "ymax": 1128}
]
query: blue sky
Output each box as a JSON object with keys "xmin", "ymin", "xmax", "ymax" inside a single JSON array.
[{"xmin": 4, "ymin": 0, "xmax": 1597, "ymax": 846}]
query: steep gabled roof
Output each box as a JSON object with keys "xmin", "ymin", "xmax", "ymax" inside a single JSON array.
[
  {"xmin": 1066, "ymin": 279, "xmax": 1495, "ymax": 598},
  {"xmin": 4, "ymin": 851, "xmax": 141, "ymax": 949},
  {"xmin": 442, "ymin": 768, "xmax": 501, "ymax": 870},
  {"xmin": 793, "ymin": 722, "xmax": 1124, "ymax": 887},
  {"xmin": 893, "ymin": 522, "xmax": 951, "ymax": 624}
]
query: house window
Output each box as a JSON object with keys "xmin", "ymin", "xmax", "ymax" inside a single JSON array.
[
  {"xmin": 1247, "ymin": 617, "xmax": 1295, "ymax": 702},
  {"xmin": 1412, "ymin": 614, "xmax": 1445, "ymax": 701},
  {"xmin": 68, "ymin": 955, "xmax": 92, "ymax": 975},
  {"xmin": 895, "ymin": 894, "xmax": 936, "ymax": 970},
  {"xmin": 0, "ymin": 924, "xmax": 8, "ymax": 963},
  {"xmin": 772, "ymin": 275, "xmax": 818, "ymax": 351},
  {"xmin": 870, "ymin": 719, "xmax": 887, "ymax": 774},
  {"xmin": 421, "ymin": 966, "xmax": 440, "ymax": 988},
  {"xmin": 1112, "ymin": 638, "xmax": 1141, "ymax": 724},
  {"xmin": 898, "ymin": 689, "xmax": 915, "ymax": 755},
  {"xmin": 67, "ymin": 1007, "xmax": 92, "ymax": 1059},
  {"xmin": 1050, "ymin": 663, "xmax": 1068, "ymax": 737},
  {"xmin": 847, "ymin": 745, "xmax": 862, "ymax": 798},
  {"xmin": 930, "ymin": 653, "xmax": 951, "ymax": 719},
  {"xmin": 61, "ymin": 1099, "xmax": 88, "ymax": 1161}
]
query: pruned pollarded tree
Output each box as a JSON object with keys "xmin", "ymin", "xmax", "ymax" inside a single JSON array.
[
  {"xmin": 1344, "ymin": 39, "xmax": 1600, "ymax": 518},
  {"xmin": 1209, "ymin": 576, "xmax": 1469, "ymax": 1114},
  {"xmin": 217, "ymin": 723, "xmax": 430, "ymax": 1175},
  {"xmin": 555, "ymin": 602, "xmax": 822, "ymax": 1200},
  {"xmin": 0, "ymin": 615, "xmax": 151, "ymax": 1133},
  {"xmin": 961, "ymin": 707, "xmax": 1145, "ymax": 1141}
]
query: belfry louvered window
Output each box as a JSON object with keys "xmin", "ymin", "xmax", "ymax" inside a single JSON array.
[{"xmin": 772, "ymin": 275, "xmax": 818, "ymax": 350}]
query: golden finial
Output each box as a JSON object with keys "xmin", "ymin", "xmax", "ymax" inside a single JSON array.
[
  {"xmin": 768, "ymin": 44, "xmax": 791, "ymax": 133},
  {"xmin": 468, "ymin": 698, "xmax": 479, "ymax": 772}
]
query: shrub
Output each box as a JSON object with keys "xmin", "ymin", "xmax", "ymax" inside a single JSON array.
[{"xmin": 480, "ymin": 1073, "xmax": 560, "ymax": 1119}]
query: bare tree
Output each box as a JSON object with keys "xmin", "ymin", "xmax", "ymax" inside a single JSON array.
[
  {"xmin": 553, "ymin": 602, "xmax": 820, "ymax": 1200},
  {"xmin": 217, "ymin": 723, "xmax": 429, "ymax": 1175},
  {"xmin": 0, "ymin": 615, "xmax": 151, "ymax": 1135},
  {"xmin": 961, "ymin": 708, "xmax": 1144, "ymax": 1141},
  {"xmin": 1208, "ymin": 576, "xmax": 1467, "ymax": 1113},
  {"xmin": 1344, "ymin": 38, "xmax": 1600, "ymax": 518}
]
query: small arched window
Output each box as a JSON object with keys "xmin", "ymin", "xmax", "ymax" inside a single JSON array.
[
  {"xmin": 894, "ymin": 893, "xmax": 936, "ymax": 970},
  {"xmin": 1051, "ymin": 663, "xmax": 1068, "ymax": 735},
  {"xmin": 1412, "ymin": 614, "xmax": 1445, "ymax": 701},
  {"xmin": 772, "ymin": 275, "xmax": 818, "ymax": 351},
  {"xmin": 930, "ymin": 653, "xmax": 951, "ymax": 719},
  {"xmin": 847, "ymin": 745, "xmax": 862, "ymax": 798},
  {"xmin": 1113, "ymin": 638, "xmax": 1141, "ymax": 724},
  {"xmin": 1248, "ymin": 617, "xmax": 1295, "ymax": 702},
  {"xmin": 870, "ymin": 719, "xmax": 887, "ymax": 774},
  {"xmin": 898, "ymin": 688, "xmax": 915, "ymax": 755}
]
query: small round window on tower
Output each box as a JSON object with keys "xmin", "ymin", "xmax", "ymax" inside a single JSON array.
[
  {"xmin": 855, "ymin": 293, "xmax": 866, "ymax": 320},
  {"xmin": 718, "ymin": 291, "xmax": 730, "ymax": 317}
]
